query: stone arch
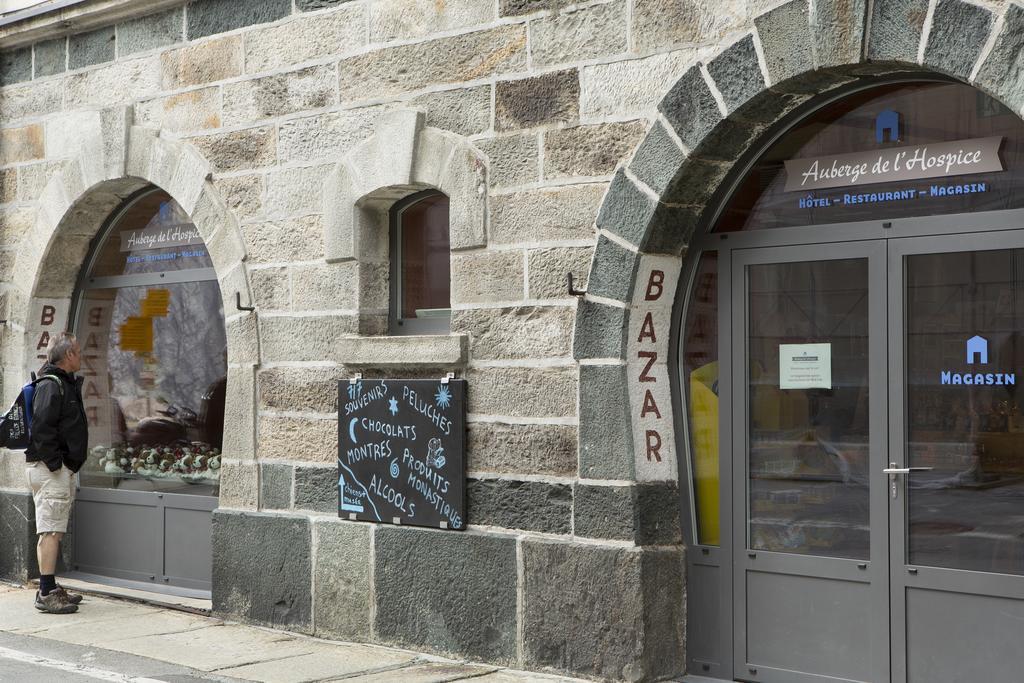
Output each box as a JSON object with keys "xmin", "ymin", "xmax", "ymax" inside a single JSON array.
[
  {"xmin": 7, "ymin": 110, "xmax": 258, "ymax": 503},
  {"xmin": 575, "ymin": 0, "xmax": 1020, "ymax": 492},
  {"xmin": 322, "ymin": 109, "xmax": 487, "ymax": 333}
]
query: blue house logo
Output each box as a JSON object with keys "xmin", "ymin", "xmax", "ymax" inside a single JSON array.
[
  {"xmin": 966, "ymin": 335, "xmax": 988, "ymax": 364},
  {"xmin": 941, "ymin": 335, "xmax": 1014, "ymax": 385},
  {"xmin": 876, "ymin": 109, "xmax": 900, "ymax": 144}
]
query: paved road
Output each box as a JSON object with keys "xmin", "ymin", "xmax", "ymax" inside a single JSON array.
[{"xmin": 0, "ymin": 585, "xmax": 577, "ymax": 683}]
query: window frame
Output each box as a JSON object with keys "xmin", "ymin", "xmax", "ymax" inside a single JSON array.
[{"xmin": 388, "ymin": 189, "xmax": 452, "ymax": 336}]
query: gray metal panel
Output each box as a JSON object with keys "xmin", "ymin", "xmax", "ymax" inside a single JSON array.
[
  {"xmin": 905, "ymin": 588, "xmax": 1024, "ymax": 683},
  {"xmin": 746, "ymin": 571, "xmax": 872, "ymax": 682},
  {"xmin": 163, "ymin": 506, "xmax": 212, "ymax": 585},
  {"xmin": 73, "ymin": 497, "xmax": 161, "ymax": 582},
  {"xmin": 686, "ymin": 559, "xmax": 721, "ymax": 675}
]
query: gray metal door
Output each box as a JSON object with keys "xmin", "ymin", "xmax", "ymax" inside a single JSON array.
[
  {"xmin": 888, "ymin": 231, "xmax": 1024, "ymax": 683},
  {"xmin": 732, "ymin": 242, "xmax": 890, "ymax": 683}
]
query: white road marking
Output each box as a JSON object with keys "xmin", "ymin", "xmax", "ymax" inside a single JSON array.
[{"xmin": 0, "ymin": 645, "xmax": 167, "ymax": 682}]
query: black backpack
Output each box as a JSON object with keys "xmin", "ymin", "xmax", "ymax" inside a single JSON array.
[{"xmin": 0, "ymin": 373, "xmax": 64, "ymax": 450}]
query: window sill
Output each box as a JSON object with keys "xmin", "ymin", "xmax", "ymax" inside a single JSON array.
[{"xmin": 342, "ymin": 334, "xmax": 468, "ymax": 366}]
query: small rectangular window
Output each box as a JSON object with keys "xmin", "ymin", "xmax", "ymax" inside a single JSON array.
[{"xmin": 390, "ymin": 191, "xmax": 451, "ymax": 335}]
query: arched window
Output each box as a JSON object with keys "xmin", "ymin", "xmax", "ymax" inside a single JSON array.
[
  {"xmin": 389, "ymin": 190, "xmax": 451, "ymax": 334},
  {"xmin": 73, "ymin": 188, "xmax": 227, "ymax": 496}
]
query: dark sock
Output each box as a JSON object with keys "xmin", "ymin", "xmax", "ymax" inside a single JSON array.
[{"xmin": 39, "ymin": 574, "xmax": 56, "ymax": 596}]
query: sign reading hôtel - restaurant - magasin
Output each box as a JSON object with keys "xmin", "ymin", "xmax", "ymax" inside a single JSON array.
[{"xmin": 338, "ymin": 378, "xmax": 466, "ymax": 530}]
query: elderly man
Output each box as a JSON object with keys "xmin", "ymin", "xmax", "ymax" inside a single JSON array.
[{"xmin": 25, "ymin": 332, "xmax": 88, "ymax": 614}]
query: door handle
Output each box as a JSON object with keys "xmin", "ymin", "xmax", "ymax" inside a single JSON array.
[{"xmin": 882, "ymin": 467, "xmax": 934, "ymax": 474}]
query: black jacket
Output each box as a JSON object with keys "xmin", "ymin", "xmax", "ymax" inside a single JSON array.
[{"xmin": 25, "ymin": 365, "xmax": 88, "ymax": 473}]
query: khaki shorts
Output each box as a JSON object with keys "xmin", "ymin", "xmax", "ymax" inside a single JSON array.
[{"xmin": 26, "ymin": 462, "xmax": 76, "ymax": 534}]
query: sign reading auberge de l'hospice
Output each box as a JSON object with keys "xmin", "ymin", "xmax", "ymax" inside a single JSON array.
[
  {"xmin": 337, "ymin": 378, "xmax": 466, "ymax": 530},
  {"xmin": 784, "ymin": 136, "xmax": 1004, "ymax": 192}
]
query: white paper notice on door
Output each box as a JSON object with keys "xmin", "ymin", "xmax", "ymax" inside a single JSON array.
[{"xmin": 779, "ymin": 343, "xmax": 832, "ymax": 389}]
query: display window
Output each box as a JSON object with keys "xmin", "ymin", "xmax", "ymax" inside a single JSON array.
[
  {"xmin": 74, "ymin": 190, "xmax": 226, "ymax": 496},
  {"xmin": 390, "ymin": 190, "xmax": 451, "ymax": 334}
]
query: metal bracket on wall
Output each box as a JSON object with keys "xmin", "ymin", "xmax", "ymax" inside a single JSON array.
[
  {"xmin": 235, "ymin": 292, "xmax": 254, "ymax": 312},
  {"xmin": 567, "ymin": 272, "xmax": 586, "ymax": 297},
  {"xmin": 440, "ymin": 372, "xmax": 455, "ymax": 384},
  {"xmin": 349, "ymin": 373, "xmax": 363, "ymax": 385}
]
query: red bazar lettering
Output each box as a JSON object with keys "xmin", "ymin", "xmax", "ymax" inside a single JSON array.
[
  {"xmin": 646, "ymin": 430, "xmax": 662, "ymax": 462},
  {"xmin": 645, "ymin": 270, "xmax": 664, "ymax": 301}
]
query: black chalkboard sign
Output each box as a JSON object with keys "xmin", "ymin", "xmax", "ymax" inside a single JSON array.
[{"xmin": 337, "ymin": 378, "xmax": 466, "ymax": 530}]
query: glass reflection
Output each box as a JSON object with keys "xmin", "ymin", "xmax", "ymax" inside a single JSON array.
[
  {"xmin": 906, "ymin": 249, "xmax": 1024, "ymax": 575},
  {"xmin": 748, "ymin": 258, "xmax": 870, "ymax": 559}
]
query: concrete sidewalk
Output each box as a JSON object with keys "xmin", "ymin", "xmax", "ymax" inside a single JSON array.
[{"xmin": 0, "ymin": 584, "xmax": 583, "ymax": 682}]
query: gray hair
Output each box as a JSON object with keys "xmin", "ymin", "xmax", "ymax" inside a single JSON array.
[{"xmin": 46, "ymin": 332, "xmax": 78, "ymax": 364}]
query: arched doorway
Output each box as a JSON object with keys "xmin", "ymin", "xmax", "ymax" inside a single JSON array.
[
  {"xmin": 67, "ymin": 187, "xmax": 226, "ymax": 596},
  {"xmin": 678, "ymin": 78, "xmax": 1024, "ymax": 682}
]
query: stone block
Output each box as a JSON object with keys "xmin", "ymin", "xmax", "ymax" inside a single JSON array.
[
  {"xmin": 0, "ymin": 490, "xmax": 34, "ymax": 582},
  {"xmin": 259, "ymin": 366, "xmax": 342, "ymax": 413},
  {"xmin": 34, "ymin": 38, "xmax": 66, "ymax": 78},
  {"xmin": 495, "ymin": 70, "xmax": 579, "ymax": 131},
  {"xmin": 467, "ymin": 421, "xmax": 576, "ymax": 476},
  {"xmin": 260, "ymin": 462, "xmax": 293, "ymax": 510},
  {"xmin": 527, "ymin": 246, "xmax": 592, "ymax": 300},
  {"xmin": 866, "ymin": 0, "xmax": 928, "ymax": 62},
  {"xmin": 658, "ymin": 66, "xmax": 722, "ymax": 152},
  {"xmin": 118, "ymin": 7, "xmax": 184, "ymax": 56},
  {"xmin": 754, "ymin": 0, "xmax": 814, "ymax": 86},
  {"xmin": 544, "ymin": 121, "xmax": 643, "ymax": 180},
  {"xmin": 411, "ymin": 85, "xmax": 491, "ymax": 136},
  {"xmin": 923, "ymin": 0, "xmax": 995, "ymax": 80},
  {"xmin": 578, "ymin": 364, "xmax": 633, "ymax": 479},
  {"xmin": 223, "ymin": 365, "xmax": 257, "ymax": 460},
  {"xmin": 266, "ymin": 164, "xmax": 332, "ymax": 218},
  {"xmin": 641, "ymin": 548, "xmax": 686, "ymax": 678},
  {"xmin": 636, "ymin": 482, "xmax": 682, "ymax": 544},
  {"xmin": 257, "ymin": 414, "xmax": 338, "ymax": 462},
  {"xmin": 188, "ymin": 127, "xmax": 276, "ymax": 173},
  {"xmin": 259, "ymin": 313, "xmax": 358, "ymax": 363},
  {"xmin": 161, "ymin": 36, "xmax": 243, "ymax": 89},
  {"xmin": 628, "ymin": 121, "xmax": 685, "ymax": 196},
  {"xmin": 0, "ymin": 81, "xmax": 62, "ymax": 121},
  {"xmin": 223, "ymin": 65, "xmax": 337, "ymax": 127},
  {"xmin": 450, "ymin": 251, "xmax": 524, "ymax": 304},
  {"xmin": 289, "ymin": 261, "xmax": 358, "ymax": 311},
  {"xmin": 440, "ymin": 142, "xmax": 488, "ymax": 251},
  {"xmin": 665, "ymin": 156, "xmax": 727, "ymax": 205},
  {"xmin": 250, "ymin": 266, "xmax": 291, "ymax": 311},
  {"xmin": 975, "ymin": 4, "xmax": 1024, "ymax": 113},
  {"xmin": 587, "ymin": 235, "xmax": 639, "ymax": 303},
  {"xmin": 633, "ymin": 0, "xmax": 742, "ymax": 53},
  {"xmin": 596, "ymin": 169, "xmax": 655, "ymax": 248},
  {"xmin": 467, "ymin": 478, "xmax": 571, "ymax": 533},
  {"xmin": 500, "ymin": 0, "xmax": 572, "ymax": 16},
  {"xmin": 278, "ymin": 108, "xmax": 381, "ymax": 164},
  {"xmin": 215, "ymin": 174, "xmax": 264, "ymax": 222},
  {"xmin": 706, "ymin": 35, "xmax": 765, "ymax": 114},
  {"xmin": 0, "ymin": 125, "xmax": 44, "ymax": 166},
  {"xmin": 69, "ymin": 26, "xmax": 115, "ymax": 69},
  {"xmin": 369, "ymin": 0, "xmax": 494, "ymax": 42},
  {"xmin": 0, "ymin": 47, "xmax": 31, "ymax": 86},
  {"xmin": 374, "ymin": 527, "xmax": 517, "ymax": 663},
  {"xmin": 522, "ymin": 540, "xmax": 644, "ymax": 680},
  {"xmin": 0, "ymin": 169, "xmax": 16, "ymax": 203},
  {"xmin": 245, "ymin": 6, "xmax": 366, "ymax": 73},
  {"xmin": 298, "ymin": 0, "xmax": 352, "ymax": 9},
  {"xmin": 580, "ymin": 49, "xmax": 699, "ymax": 120},
  {"xmin": 476, "ymin": 134, "xmax": 538, "ymax": 188},
  {"xmin": 811, "ymin": 0, "xmax": 866, "ymax": 68},
  {"xmin": 0, "ymin": 207, "xmax": 34, "ymax": 247},
  {"xmin": 452, "ymin": 305, "xmax": 574, "ymax": 360},
  {"xmin": 219, "ymin": 459, "xmax": 259, "ymax": 509},
  {"xmin": 467, "ymin": 366, "xmax": 576, "ymax": 418},
  {"xmin": 66, "ymin": 56, "xmax": 161, "ymax": 108},
  {"xmin": 212, "ymin": 510, "xmax": 312, "ymax": 631},
  {"xmin": 313, "ymin": 519, "xmax": 371, "ymax": 642},
  {"xmin": 573, "ymin": 299, "xmax": 628, "ymax": 359},
  {"xmin": 242, "ymin": 215, "xmax": 325, "ymax": 263},
  {"xmin": 187, "ymin": 0, "xmax": 292, "ymax": 40},
  {"xmin": 338, "ymin": 25, "xmax": 526, "ymax": 102},
  {"xmin": 573, "ymin": 483, "xmax": 634, "ymax": 540},
  {"xmin": 294, "ymin": 466, "xmax": 336, "ymax": 513},
  {"xmin": 136, "ymin": 88, "xmax": 221, "ymax": 132},
  {"xmin": 489, "ymin": 184, "xmax": 603, "ymax": 245},
  {"xmin": 531, "ymin": 0, "xmax": 626, "ymax": 68}
]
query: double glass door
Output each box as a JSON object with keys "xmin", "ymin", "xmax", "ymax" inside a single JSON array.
[{"xmin": 733, "ymin": 233, "xmax": 1024, "ymax": 683}]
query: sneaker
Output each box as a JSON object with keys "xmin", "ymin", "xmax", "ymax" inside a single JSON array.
[
  {"xmin": 52, "ymin": 586, "xmax": 83, "ymax": 605},
  {"xmin": 34, "ymin": 589, "xmax": 78, "ymax": 614}
]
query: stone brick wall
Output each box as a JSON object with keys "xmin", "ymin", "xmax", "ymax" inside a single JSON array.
[{"xmin": 1, "ymin": 0, "xmax": 1020, "ymax": 679}]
